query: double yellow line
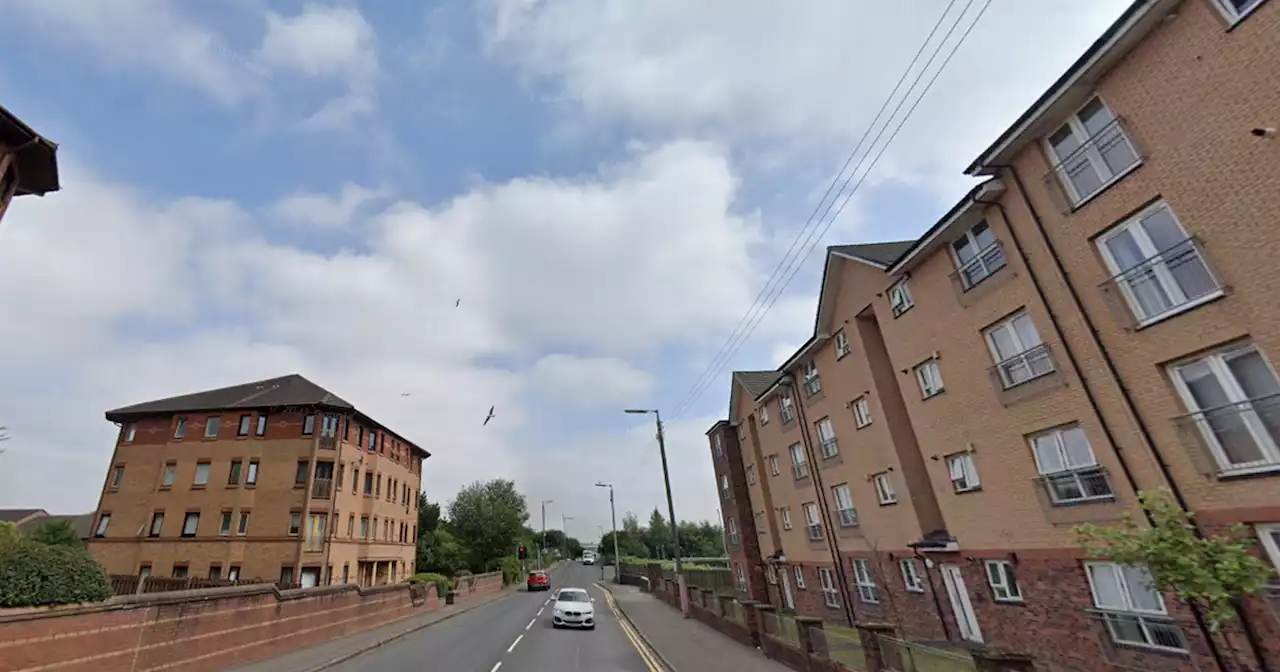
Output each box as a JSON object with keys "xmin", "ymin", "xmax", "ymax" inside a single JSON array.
[{"xmin": 594, "ymin": 582, "xmax": 666, "ymax": 672}]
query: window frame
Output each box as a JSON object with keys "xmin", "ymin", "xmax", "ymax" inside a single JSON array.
[
  {"xmin": 852, "ymin": 396, "xmax": 872, "ymax": 428},
  {"xmin": 110, "ymin": 465, "xmax": 125, "ymax": 489},
  {"xmin": 900, "ymin": 559, "xmax": 924, "ymax": 593},
  {"xmin": 873, "ymin": 472, "xmax": 897, "ymax": 505},
  {"xmin": 946, "ymin": 453, "xmax": 981, "ymax": 493},
  {"xmin": 852, "ymin": 558, "xmax": 879, "ymax": 604},
  {"xmin": 832, "ymin": 484, "xmax": 857, "ymax": 527},
  {"xmin": 803, "ymin": 502, "xmax": 823, "ymax": 540},
  {"xmin": 1211, "ymin": 0, "xmax": 1266, "ymax": 27},
  {"xmin": 727, "ymin": 517, "xmax": 739, "ymax": 547},
  {"xmin": 984, "ymin": 311, "xmax": 1054, "ymax": 389},
  {"xmin": 124, "ymin": 423, "xmax": 136, "ymax": 443},
  {"xmin": 984, "ymin": 560, "xmax": 1023, "ymax": 602},
  {"xmin": 790, "ymin": 442, "xmax": 809, "ymax": 479},
  {"xmin": 819, "ymin": 567, "xmax": 840, "ymax": 607},
  {"xmin": 768, "ymin": 454, "xmax": 781, "ymax": 476},
  {"xmin": 834, "ymin": 329, "xmax": 851, "ymax": 359},
  {"xmin": 815, "ymin": 417, "xmax": 838, "ymax": 458},
  {"xmin": 1255, "ymin": 524, "xmax": 1280, "ymax": 576},
  {"xmin": 780, "ymin": 506, "xmax": 792, "ymax": 530},
  {"xmin": 174, "ymin": 416, "xmax": 187, "ymax": 439},
  {"xmin": 237, "ymin": 414, "xmax": 252, "ymax": 437},
  {"xmin": 1085, "ymin": 561, "xmax": 1185, "ymax": 652},
  {"xmin": 1043, "ymin": 95, "xmax": 1141, "ymax": 206},
  {"xmin": 779, "ymin": 393, "xmax": 796, "ymax": 423},
  {"xmin": 94, "ymin": 513, "xmax": 111, "ymax": 538},
  {"xmin": 1029, "ymin": 425, "xmax": 1113, "ymax": 504},
  {"xmin": 915, "ymin": 359, "xmax": 944, "ymax": 398},
  {"xmin": 193, "ymin": 462, "xmax": 211, "ymax": 487},
  {"xmin": 149, "ymin": 511, "xmax": 165, "ymax": 537},
  {"xmin": 237, "ymin": 511, "xmax": 250, "ymax": 536},
  {"xmin": 950, "ymin": 219, "xmax": 1007, "ymax": 290},
  {"xmin": 713, "ymin": 433, "xmax": 724, "ymax": 457},
  {"xmin": 802, "ymin": 360, "xmax": 822, "ymax": 396},
  {"xmin": 181, "ymin": 512, "xmax": 200, "ymax": 538},
  {"xmin": 758, "ymin": 403, "xmax": 770, "ymax": 425},
  {"xmin": 747, "ymin": 465, "xmax": 756, "ymax": 485},
  {"xmin": 204, "ymin": 416, "xmax": 220, "ymax": 439},
  {"xmin": 888, "ymin": 279, "xmax": 914, "ymax": 317},
  {"xmin": 794, "ymin": 565, "xmax": 806, "ymax": 589},
  {"xmin": 1168, "ymin": 344, "xmax": 1280, "ymax": 475},
  {"xmin": 219, "ymin": 511, "xmax": 233, "ymax": 537}
]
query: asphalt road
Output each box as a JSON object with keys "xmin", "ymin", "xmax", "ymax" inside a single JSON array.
[{"xmin": 328, "ymin": 562, "xmax": 656, "ymax": 672}]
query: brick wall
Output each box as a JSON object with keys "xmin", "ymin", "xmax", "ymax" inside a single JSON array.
[{"xmin": 0, "ymin": 579, "xmax": 450, "ymax": 672}]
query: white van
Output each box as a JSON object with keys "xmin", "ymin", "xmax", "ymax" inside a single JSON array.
[{"xmin": 581, "ymin": 551, "xmax": 596, "ymax": 565}]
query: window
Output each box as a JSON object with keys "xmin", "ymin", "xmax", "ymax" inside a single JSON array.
[
  {"xmin": 1214, "ymin": 0, "xmax": 1265, "ymax": 21},
  {"xmin": 237, "ymin": 511, "xmax": 250, "ymax": 536},
  {"xmin": 832, "ymin": 484, "xmax": 857, "ymax": 527},
  {"xmin": 735, "ymin": 564, "xmax": 747, "ymax": 592},
  {"xmin": 348, "ymin": 514, "xmax": 355, "ymax": 537},
  {"xmin": 173, "ymin": 565, "xmax": 189, "ymax": 579},
  {"xmin": 952, "ymin": 220, "xmax": 1007, "ymax": 290},
  {"xmin": 888, "ymin": 279, "xmax": 914, "ymax": 317},
  {"xmin": 727, "ymin": 518, "xmax": 739, "ymax": 547},
  {"xmin": 110, "ymin": 465, "xmax": 125, "ymax": 489},
  {"xmin": 94, "ymin": 514, "xmax": 111, "ymax": 538},
  {"xmin": 367, "ymin": 430, "xmax": 376, "ymax": 451},
  {"xmin": 228, "ymin": 565, "xmax": 241, "ymax": 582},
  {"xmin": 1086, "ymin": 562, "xmax": 1185, "ymax": 651},
  {"xmin": 1030, "ymin": 425, "xmax": 1113, "ymax": 504},
  {"xmin": 182, "ymin": 512, "xmax": 200, "ymax": 537},
  {"xmin": 852, "ymin": 559, "xmax": 879, "ymax": 603},
  {"xmin": 228, "ymin": 460, "xmax": 242, "ymax": 486},
  {"xmin": 794, "ymin": 566, "xmax": 806, "ymax": 589},
  {"xmin": 295, "ymin": 461, "xmax": 309, "ymax": 486},
  {"xmin": 204, "ymin": 416, "xmax": 220, "ymax": 438},
  {"xmin": 246, "ymin": 460, "xmax": 259, "ymax": 485},
  {"xmin": 834, "ymin": 330, "xmax": 851, "ymax": 358},
  {"xmin": 279, "ymin": 566, "xmax": 294, "ymax": 585},
  {"xmin": 747, "ymin": 465, "xmax": 756, "ymax": 485},
  {"xmin": 900, "ymin": 559, "xmax": 924, "ymax": 592},
  {"xmin": 305, "ymin": 514, "xmax": 326, "ymax": 551},
  {"xmin": 790, "ymin": 443, "xmax": 809, "ymax": 479},
  {"xmin": 985, "ymin": 312, "xmax": 1054, "ymax": 388},
  {"xmin": 161, "ymin": 462, "xmax": 176, "ymax": 488},
  {"xmin": 149, "ymin": 512, "xmax": 164, "ymax": 537},
  {"xmin": 1171, "ymin": 345, "xmax": 1280, "ymax": 474},
  {"xmin": 237, "ymin": 415, "xmax": 251, "ymax": 437},
  {"xmin": 985, "ymin": 560, "xmax": 1022, "ymax": 602},
  {"xmin": 289, "ymin": 512, "xmax": 302, "ymax": 536},
  {"xmin": 815, "ymin": 417, "xmax": 838, "ymax": 458},
  {"xmin": 713, "ymin": 433, "xmax": 724, "ymax": 457},
  {"xmin": 1256, "ymin": 524, "xmax": 1280, "ymax": 576},
  {"xmin": 1045, "ymin": 97, "xmax": 1140, "ymax": 205},
  {"xmin": 360, "ymin": 517, "xmax": 369, "ymax": 538},
  {"xmin": 219, "ymin": 511, "xmax": 232, "ymax": 536},
  {"xmin": 193, "ymin": 462, "xmax": 210, "ymax": 487},
  {"xmin": 873, "ymin": 473, "xmax": 897, "ymax": 505},
  {"xmin": 1098, "ymin": 202, "xmax": 1220, "ymax": 326},
  {"xmin": 759, "ymin": 403, "xmax": 770, "ymax": 425},
  {"xmin": 947, "ymin": 453, "xmax": 981, "ymax": 493},
  {"xmin": 352, "ymin": 467, "xmax": 360, "ymax": 493},
  {"xmin": 303, "ymin": 412, "xmax": 316, "ymax": 436},
  {"xmin": 767, "ymin": 565, "xmax": 778, "ymax": 585},
  {"xmin": 803, "ymin": 502, "xmax": 822, "ymax": 541},
  {"xmin": 124, "ymin": 423, "xmax": 136, "ymax": 442},
  {"xmin": 321, "ymin": 414, "xmax": 339, "ymax": 437},
  {"xmin": 802, "ymin": 361, "xmax": 822, "ymax": 396},
  {"xmin": 364, "ymin": 472, "xmax": 374, "ymax": 495},
  {"xmin": 779, "ymin": 393, "xmax": 796, "ymax": 423},
  {"xmin": 768, "ymin": 454, "xmax": 780, "ymax": 476},
  {"xmin": 852, "ymin": 397, "xmax": 872, "ymax": 428},
  {"xmin": 819, "ymin": 568, "xmax": 839, "ymax": 607},
  {"xmin": 780, "ymin": 507, "xmax": 793, "ymax": 530},
  {"xmin": 256, "ymin": 414, "xmax": 268, "ymax": 437},
  {"xmin": 375, "ymin": 475, "xmax": 381, "ymax": 498},
  {"xmin": 915, "ymin": 359, "xmax": 944, "ymax": 398}
]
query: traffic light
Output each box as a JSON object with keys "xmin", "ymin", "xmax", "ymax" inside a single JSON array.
[{"xmin": 518, "ymin": 545, "xmax": 528, "ymax": 560}]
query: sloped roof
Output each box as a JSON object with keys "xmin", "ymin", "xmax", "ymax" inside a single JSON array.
[
  {"xmin": 734, "ymin": 371, "xmax": 781, "ymax": 399},
  {"xmin": 0, "ymin": 103, "xmax": 60, "ymax": 196},
  {"xmin": 17, "ymin": 513, "xmax": 95, "ymax": 539},
  {"xmin": 829, "ymin": 241, "xmax": 915, "ymax": 268},
  {"xmin": 0, "ymin": 508, "xmax": 46, "ymax": 524},
  {"xmin": 106, "ymin": 374, "xmax": 353, "ymax": 419}
]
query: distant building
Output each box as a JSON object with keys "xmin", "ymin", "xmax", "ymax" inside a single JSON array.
[{"xmin": 0, "ymin": 509, "xmax": 95, "ymax": 541}]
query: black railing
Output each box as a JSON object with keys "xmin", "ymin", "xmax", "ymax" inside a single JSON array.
[{"xmin": 311, "ymin": 477, "xmax": 333, "ymax": 499}]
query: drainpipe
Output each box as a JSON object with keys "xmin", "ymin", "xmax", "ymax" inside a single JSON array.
[
  {"xmin": 912, "ymin": 546, "xmax": 951, "ymax": 641},
  {"xmin": 991, "ymin": 166, "xmax": 1266, "ymax": 672},
  {"xmin": 784, "ymin": 372, "xmax": 859, "ymax": 628},
  {"xmin": 293, "ymin": 407, "xmax": 323, "ymax": 587},
  {"xmin": 320, "ymin": 413, "xmax": 346, "ymax": 586}
]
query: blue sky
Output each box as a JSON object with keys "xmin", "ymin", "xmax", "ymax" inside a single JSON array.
[{"xmin": 0, "ymin": 0, "xmax": 1131, "ymax": 538}]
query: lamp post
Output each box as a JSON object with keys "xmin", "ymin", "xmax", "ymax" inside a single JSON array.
[
  {"xmin": 595, "ymin": 482, "xmax": 620, "ymax": 583},
  {"xmin": 624, "ymin": 408, "xmax": 688, "ymax": 616},
  {"xmin": 540, "ymin": 499, "xmax": 554, "ymax": 570}
]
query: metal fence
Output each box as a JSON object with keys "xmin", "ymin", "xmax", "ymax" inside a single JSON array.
[
  {"xmin": 873, "ymin": 632, "xmax": 978, "ymax": 672},
  {"xmin": 108, "ymin": 575, "xmax": 273, "ymax": 596}
]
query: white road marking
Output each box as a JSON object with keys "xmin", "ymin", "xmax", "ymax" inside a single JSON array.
[
  {"xmin": 489, "ymin": 662, "xmax": 502, "ymax": 672},
  {"xmin": 537, "ymin": 607, "xmax": 544, "ymax": 616},
  {"xmin": 507, "ymin": 634, "xmax": 523, "ymax": 653},
  {"xmin": 526, "ymin": 618, "xmax": 535, "ymax": 630}
]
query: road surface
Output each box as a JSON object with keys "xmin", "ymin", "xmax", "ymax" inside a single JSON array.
[{"xmin": 328, "ymin": 562, "xmax": 659, "ymax": 672}]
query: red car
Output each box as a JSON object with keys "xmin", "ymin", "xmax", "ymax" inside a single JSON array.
[{"xmin": 527, "ymin": 570, "xmax": 550, "ymax": 591}]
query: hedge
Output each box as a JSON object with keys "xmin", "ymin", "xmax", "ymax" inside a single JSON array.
[
  {"xmin": 407, "ymin": 572, "xmax": 452, "ymax": 598},
  {"xmin": 0, "ymin": 537, "xmax": 112, "ymax": 608}
]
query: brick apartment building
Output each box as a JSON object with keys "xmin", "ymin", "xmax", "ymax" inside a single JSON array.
[
  {"xmin": 89, "ymin": 374, "xmax": 428, "ymax": 589},
  {"xmin": 0, "ymin": 103, "xmax": 60, "ymax": 225},
  {"xmin": 706, "ymin": 1, "xmax": 1280, "ymax": 670}
]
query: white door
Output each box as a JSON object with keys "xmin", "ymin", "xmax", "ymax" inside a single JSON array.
[
  {"xmin": 300, "ymin": 568, "xmax": 320, "ymax": 589},
  {"xmin": 780, "ymin": 568, "xmax": 795, "ymax": 610},
  {"xmin": 940, "ymin": 564, "xmax": 982, "ymax": 643}
]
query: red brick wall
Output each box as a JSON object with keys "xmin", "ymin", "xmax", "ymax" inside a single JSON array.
[{"xmin": 0, "ymin": 581, "xmax": 439, "ymax": 672}]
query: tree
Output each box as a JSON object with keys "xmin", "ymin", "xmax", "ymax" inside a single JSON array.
[
  {"xmin": 418, "ymin": 493, "xmax": 441, "ymax": 534},
  {"xmin": 0, "ymin": 536, "xmax": 111, "ymax": 607},
  {"xmin": 645, "ymin": 508, "xmax": 671, "ymax": 559},
  {"xmin": 565, "ymin": 537, "xmax": 584, "ymax": 558},
  {"xmin": 28, "ymin": 521, "xmax": 82, "ymax": 548},
  {"xmin": 1077, "ymin": 488, "xmax": 1274, "ymax": 627},
  {"xmin": 447, "ymin": 479, "xmax": 529, "ymax": 573}
]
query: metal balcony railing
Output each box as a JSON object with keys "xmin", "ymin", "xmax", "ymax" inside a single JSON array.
[
  {"xmin": 1035, "ymin": 466, "xmax": 1114, "ymax": 505},
  {"xmin": 819, "ymin": 438, "xmax": 839, "ymax": 459},
  {"xmin": 803, "ymin": 377, "xmax": 822, "ymax": 397},
  {"xmin": 311, "ymin": 477, "xmax": 333, "ymax": 500},
  {"xmin": 1098, "ymin": 236, "xmax": 1224, "ymax": 329},
  {"xmin": 1087, "ymin": 609, "xmax": 1188, "ymax": 655},
  {"xmin": 1173, "ymin": 392, "xmax": 1280, "ymax": 477},
  {"xmin": 1042, "ymin": 116, "xmax": 1143, "ymax": 212},
  {"xmin": 793, "ymin": 462, "xmax": 810, "ymax": 479},
  {"xmin": 780, "ymin": 406, "xmax": 796, "ymax": 424},
  {"xmin": 836, "ymin": 508, "xmax": 858, "ymax": 528},
  {"xmin": 952, "ymin": 240, "xmax": 1008, "ymax": 292},
  {"xmin": 319, "ymin": 435, "xmax": 338, "ymax": 450},
  {"xmin": 987, "ymin": 342, "xmax": 1064, "ymax": 406},
  {"xmin": 806, "ymin": 523, "xmax": 823, "ymax": 541}
]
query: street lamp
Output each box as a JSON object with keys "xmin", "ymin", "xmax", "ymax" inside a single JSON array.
[
  {"xmin": 595, "ymin": 482, "xmax": 620, "ymax": 583},
  {"xmin": 625, "ymin": 408, "xmax": 689, "ymax": 617},
  {"xmin": 540, "ymin": 499, "xmax": 554, "ymax": 570}
]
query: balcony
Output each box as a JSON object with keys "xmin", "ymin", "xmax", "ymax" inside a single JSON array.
[
  {"xmin": 1041, "ymin": 116, "xmax": 1143, "ymax": 213},
  {"xmin": 987, "ymin": 342, "xmax": 1066, "ymax": 407},
  {"xmin": 1098, "ymin": 236, "xmax": 1225, "ymax": 330},
  {"xmin": 803, "ymin": 377, "xmax": 822, "ymax": 398},
  {"xmin": 311, "ymin": 477, "xmax": 333, "ymax": 500},
  {"xmin": 819, "ymin": 438, "xmax": 839, "ymax": 459},
  {"xmin": 319, "ymin": 434, "xmax": 338, "ymax": 450},
  {"xmin": 1173, "ymin": 392, "xmax": 1280, "ymax": 478},
  {"xmin": 1032, "ymin": 467, "xmax": 1124, "ymax": 525},
  {"xmin": 836, "ymin": 508, "xmax": 858, "ymax": 528},
  {"xmin": 806, "ymin": 523, "xmax": 823, "ymax": 541},
  {"xmin": 948, "ymin": 240, "xmax": 1013, "ymax": 308},
  {"xmin": 793, "ymin": 462, "xmax": 810, "ymax": 480}
]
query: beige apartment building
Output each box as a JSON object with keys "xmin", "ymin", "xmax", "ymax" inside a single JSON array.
[
  {"xmin": 706, "ymin": 1, "xmax": 1279, "ymax": 670},
  {"xmin": 89, "ymin": 374, "xmax": 427, "ymax": 589},
  {"xmin": 0, "ymin": 103, "xmax": 60, "ymax": 225}
]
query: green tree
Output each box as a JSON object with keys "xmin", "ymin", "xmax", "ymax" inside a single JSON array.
[
  {"xmin": 0, "ymin": 537, "xmax": 111, "ymax": 607},
  {"xmin": 565, "ymin": 537, "xmax": 584, "ymax": 558},
  {"xmin": 447, "ymin": 479, "xmax": 529, "ymax": 573},
  {"xmin": 1077, "ymin": 488, "xmax": 1275, "ymax": 627},
  {"xmin": 645, "ymin": 508, "xmax": 672, "ymax": 559},
  {"xmin": 0, "ymin": 522, "xmax": 20, "ymax": 549},
  {"xmin": 418, "ymin": 493, "xmax": 441, "ymax": 534},
  {"xmin": 28, "ymin": 520, "xmax": 82, "ymax": 548}
]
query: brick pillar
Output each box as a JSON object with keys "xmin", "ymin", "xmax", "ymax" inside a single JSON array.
[
  {"xmin": 970, "ymin": 650, "xmax": 1035, "ymax": 672},
  {"xmin": 700, "ymin": 588, "xmax": 714, "ymax": 609},
  {"xmin": 796, "ymin": 616, "xmax": 825, "ymax": 665},
  {"xmin": 855, "ymin": 623, "xmax": 897, "ymax": 672},
  {"xmin": 740, "ymin": 600, "xmax": 761, "ymax": 648},
  {"xmin": 754, "ymin": 603, "xmax": 777, "ymax": 640}
]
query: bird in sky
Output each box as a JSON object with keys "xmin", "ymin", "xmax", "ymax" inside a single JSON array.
[
  {"xmin": 483, "ymin": 405, "xmax": 496, "ymax": 426},
  {"xmin": 455, "ymin": 298, "xmax": 461, "ymax": 307},
  {"xmin": 401, "ymin": 392, "xmax": 411, "ymax": 397}
]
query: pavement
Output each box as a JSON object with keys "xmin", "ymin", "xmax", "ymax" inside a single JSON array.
[
  {"xmin": 600, "ymin": 581, "xmax": 793, "ymax": 672},
  {"xmin": 245, "ymin": 562, "xmax": 663, "ymax": 672}
]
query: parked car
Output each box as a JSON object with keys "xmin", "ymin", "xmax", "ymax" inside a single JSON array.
[
  {"xmin": 551, "ymin": 587, "xmax": 595, "ymax": 629},
  {"xmin": 527, "ymin": 570, "xmax": 550, "ymax": 591}
]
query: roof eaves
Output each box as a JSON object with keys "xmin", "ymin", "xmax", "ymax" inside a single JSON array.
[{"xmin": 885, "ymin": 179, "xmax": 1003, "ymax": 275}]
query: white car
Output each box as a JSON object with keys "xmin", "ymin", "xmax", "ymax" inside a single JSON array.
[
  {"xmin": 551, "ymin": 587, "xmax": 595, "ymax": 630},
  {"xmin": 581, "ymin": 553, "xmax": 595, "ymax": 565}
]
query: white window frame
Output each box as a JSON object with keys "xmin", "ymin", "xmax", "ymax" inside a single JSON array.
[
  {"xmin": 946, "ymin": 453, "xmax": 981, "ymax": 493},
  {"xmin": 1255, "ymin": 524, "xmax": 1280, "ymax": 576},
  {"xmin": 94, "ymin": 514, "xmax": 111, "ymax": 537},
  {"xmin": 900, "ymin": 559, "xmax": 924, "ymax": 593},
  {"xmin": 951, "ymin": 220, "xmax": 1007, "ymax": 290},
  {"xmin": 834, "ymin": 330, "xmax": 851, "ymax": 358},
  {"xmin": 819, "ymin": 567, "xmax": 840, "ymax": 607},
  {"xmin": 124, "ymin": 423, "xmax": 136, "ymax": 442},
  {"xmin": 1030, "ymin": 425, "xmax": 1113, "ymax": 504},
  {"xmin": 767, "ymin": 564, "xmax": 778, "ymax": 585},
  {"xmin": 780, "ymin": 393, "xmax": 796, "ymax": 423},
  {"xmin": 984, "ymin": 560, "xmax": 1022, "ymax": 602},
  {"xmin": 756, "ymin": 512, "xmax": 765, "ymax": 535},
  {"xmin": 852, "ymin": 396, "xmax": 872, "ymax": 428},
  {"xmin": 915, "ymin": 359, "xmax": 944, "ymax": 398},
  {"xmin": 759, "ymin": 403, "xmax": 770, "ymax": 425},
  {"xmin": 727, "ymin": 517, "xmax": 739, "ymax": 547},
  {"xmin": 1096, "ymin": 201, "xmax": 1222, "ymax": 326},
  {"xmin": 713, "ymin": 433, "xmax": 724, "ymax": 457},
  {"xmin": 1169, "ymin": 344, "xmax": 1280, "ymax": 475},
  {"xmin": 1212, "ymin": 0, "xmax": 1265, "ymax": 24},
  {"xmin": 1085, "ymin": 562, "xmax": 1185, "ymax": 652},
  {"xmin": 735, "ymin": 563, "xmax": 747, "ymax": 592},
  {"xmin": 780, "ymin": 506, "xmax": 793, "ymax": 530},
  {"xmin": 720, "ymin": 474, "xmax": 730, "ymax": 495},
  {"xmin": 852, "ymin": 559, "xmax": 879, "ymax": 604},
  {"xmin": 794, "ymin": 565, "xmax": 806, "ymax": 589},
  {"xmin": 769, "ymin": 454, "xmax": 780, "ymax": 476},
  {"xmin": 815, "ymin": 417, "xmax": 838, "ymax": 458},
  {"xmin": 873, "ymin": 472, "xmax": 897, "ymax": 505},
  {"xmin": 182, "ymin": 512, "xmax": 200, "ymax": 537},
  {"xmin": 747, "ymin": 465, "xmax": 756, "ymax": 485},
  {"xmin": 790, "ymin": 443, "xmax": 809, "ymax": 479},
  {"xmin": 193, "ymin": 463, "xmax": 211, "ymax": 486},
  {"xmin": 204, "ymin": 416, "xmax": 220, "ymax": 438},
  {"xmin": 1043, "ymin": 95, "xmax": 1141, "ymax": 205},
  {"xmin": 802, "ymin": 360, "xmax": 822, "ymax": 396},
  {"xmin": 888, "ymin": 279, "xmax": 914, "ymax": 317},
  {"xmin": 803, "ymin": 502, "xmax": 822, "ymax": 541},
  {"xmin": 832, "ymin": 484, "xmax": 857, "ymax": 528},
  {"xmin": 984, "ymin": 312, "xmax": 1054, "ymax": 389}
]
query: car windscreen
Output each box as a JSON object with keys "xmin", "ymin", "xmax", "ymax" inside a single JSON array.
[{"xmin": 557, "ymin": 591, "xmax": 589, "ymax": 602}]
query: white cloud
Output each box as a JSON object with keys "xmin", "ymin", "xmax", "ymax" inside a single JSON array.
[
  {"xmin": 271, "ymin": 183, "xmax": 391, "ymax": 229},
  {"xmin": 530, "ymin": 354, "xmax": 655, "ymax": 408}
]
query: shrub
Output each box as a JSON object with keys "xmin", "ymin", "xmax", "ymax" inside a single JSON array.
[
  {"xmin": 454, "ymin": 569, "xmax": 473, "ymax": 577},
  {"xmin": 497, "ymin": 555, "xmax": 524, "ymax": 585},
  {"xmin": 0, "ymin": 537, "xmax": 111, "ymax": 608},
  {"xmin": 408, "ymin": 572, "xmax": 452, "ymax": 598}
]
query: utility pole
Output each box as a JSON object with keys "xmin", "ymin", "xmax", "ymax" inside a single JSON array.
[
  {"xmin": 597, "ymin": 525, "xmax": 606, "ymax": 581},
  {"xmin": 625, "ymin": 408, "xmax": 687, "ymax": 616},
  {"xmin": 596, "ymin": 482, "xmax": 620, "ymax": 584},
  {"xmin": 540, "ymin": 499, "xmax": 553, "ymax": 570}
]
